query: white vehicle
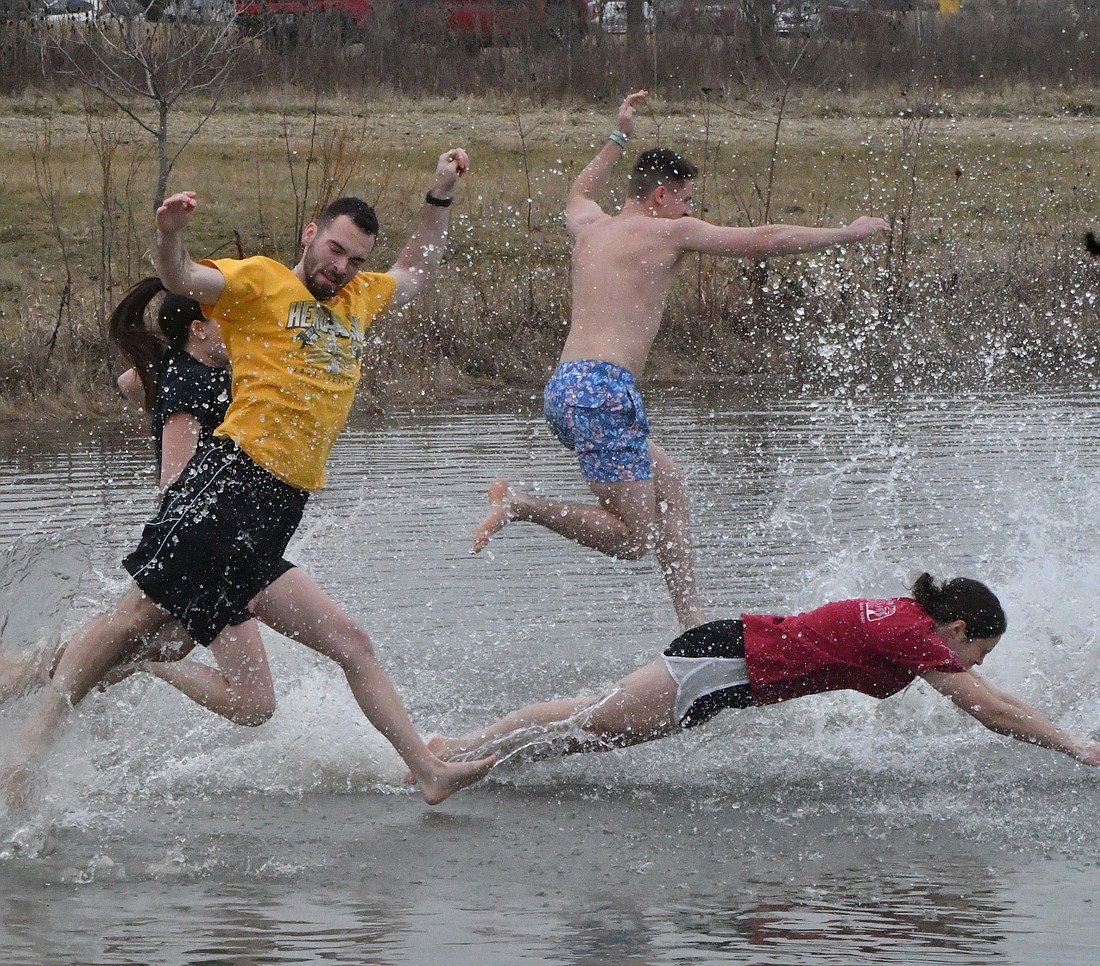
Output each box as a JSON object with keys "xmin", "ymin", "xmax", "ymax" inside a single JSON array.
[
  {"xmin": 591, "ymin": 0, "xmax": 653, "ymax": 33},
  {"xmin": 775, "ymin": 0, "xmax": 821, "ymax": 35},
  {"xmin": 41, "ymin": 0, "xmax": 96, "ymax": 18},
  {"xmin": 164, "ymin": 0, "xmax": 233, "ymax": 20}
]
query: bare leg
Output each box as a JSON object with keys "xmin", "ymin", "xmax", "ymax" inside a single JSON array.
[
  {"xmin": 1, "ymin": 586, "xmax": 169, "ymax": 808},
  {"xmin": 649, "ymin": 443, "xmax": 709, "ymax": 629},
  {"xmin": 42, "ymin": 587, "xmax": 170, "ymax": 706},
  {"xmin": 138, "ymin": 619, "xmax": 276, "ymax": 726},
  {"xmin": 251, "ymin": 569, "xmax": 494, "ymax": 804},
  {"xmin": 472, "ymin": 448, "xmax": 709, "ymax": 628},
  {"xmin": 91, "ymin": 621, "xmax": 194, "ymax": 691},
  {"xmin": 431, "ymin": 659, "xmax": 679, "ymax": 763},
  {"xmin": 0, "ymin": 646, "xmax": 56, "ymax": 702},
  {"xmin": 473, "ymin": 478, "xmax": 655, "ymax": 559}
]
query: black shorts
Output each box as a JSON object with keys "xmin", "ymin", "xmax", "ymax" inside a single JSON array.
[
  {"xmin": 662, "ymin": 619, "xmax": 755, "ymax": 728},
  {"xmin": 123, "ymin": 437, "xmax": 308, "ymax": 646}
]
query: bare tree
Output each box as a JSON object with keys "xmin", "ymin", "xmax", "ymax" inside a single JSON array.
[
  {"xmin": 47, "ymin": 9, "xmax": 249, "ymax": 208},
  {"xmin": 625, "ymin": 0, "xmax": 646, "ymax": 44}
]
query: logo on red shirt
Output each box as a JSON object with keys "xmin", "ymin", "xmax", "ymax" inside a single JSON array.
[{"xmin": 863, "ymin": 599, "xmax": 897, "ymax": 622}]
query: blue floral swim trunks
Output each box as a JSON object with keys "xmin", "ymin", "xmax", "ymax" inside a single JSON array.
[{"xmin": 543, "ymin": 360, "xmax": 653, "ymax": 483}]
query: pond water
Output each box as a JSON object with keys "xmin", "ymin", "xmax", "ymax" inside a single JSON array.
[{"xmin": 0, "ymin": 386, "xmax": 1098, "ymax": 965}]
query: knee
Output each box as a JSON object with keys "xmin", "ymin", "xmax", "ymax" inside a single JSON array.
[
  {"xmin": 115, "ymin": 593, "xmax": 168, "ymax": 640},
  {"xmin": 230, "ymin": 690, "xmax": 276, "ymax": 727},
  {"xmin": 612, "ymin": 524, "xmax": 654, "ymax": 561},
  {"xmin": 613, "ymin": 541, "xmax": 650, "ymax": 561},
  {"xmin": 327, "ymin": 626, "xmax": 377, "ymax": 673}
]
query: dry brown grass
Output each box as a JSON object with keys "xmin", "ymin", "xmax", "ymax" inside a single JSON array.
[{"xmin": 0, "ymin": 82, "xmax": 1098, "ymax": 417}]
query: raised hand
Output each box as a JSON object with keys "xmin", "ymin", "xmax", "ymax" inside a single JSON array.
[
  {"xmin": 617, "ymin": 89, "xmax": 648, "ymax": 138},
  {"xmin": 433, "ymin": 149, "xmax": 470, "ymax": 197},
  {"xmin": 156, "ymin": 191, "xmax": 198, "ymax": 236}
]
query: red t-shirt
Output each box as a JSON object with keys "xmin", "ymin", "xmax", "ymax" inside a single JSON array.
[{"xmin": 742, "ymin": 597, "xmax": 966, "ymax": 705}]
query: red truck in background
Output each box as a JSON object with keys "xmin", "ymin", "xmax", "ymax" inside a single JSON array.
[
  {"xmin": 234, "ymin": 0, "xmax": 586, "ymax": 44},
  {"xmin": 410, "ymin": 0, "xmax": 544, "ymax": 43}
]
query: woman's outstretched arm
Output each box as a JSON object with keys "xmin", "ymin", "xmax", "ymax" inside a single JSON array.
[{"xmin": 922, "ymin": 668, "xmax": 1100, "ymax": 764}]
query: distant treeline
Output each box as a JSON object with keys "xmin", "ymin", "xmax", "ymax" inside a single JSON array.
[{"xmin": 2, "ymin": 0, "xmax": 1099, "ymax": 98}]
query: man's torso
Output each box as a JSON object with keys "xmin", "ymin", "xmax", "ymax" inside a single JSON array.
[
  {"xmin": 202, "ymin": 256, "xmax": 396, "ymax": 490},
  {"xmin": 565, "ymin": 211, "xmax": 685, "ymax": 377}
]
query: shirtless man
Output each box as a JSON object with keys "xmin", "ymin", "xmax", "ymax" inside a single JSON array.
[{"xmin": 473, "ymin": 90, "xmax": 891, "ymax": 629}]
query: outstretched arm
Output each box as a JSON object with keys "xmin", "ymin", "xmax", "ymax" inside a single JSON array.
[
  {"xmin": 387, "ymin": 149, "xmax": 469, "ymax": 310},
  {"xmin": 923, "ymin": 668, "xmax": 1100, "ymax": 764},
  {"xmin": 676, "ymin": 215, "xmax": 891, "ymax": 261},
  {"xmin": 565, "ymin": 89, "xmax": 648, "ymax": 235},
  {"xmin": 154, "ymin": 192, "xmax": 226, "ymax": 306}
]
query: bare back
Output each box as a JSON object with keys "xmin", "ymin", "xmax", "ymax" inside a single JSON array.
[{"xmin": 563, "ymin": 208, "xmax": 685, "ymax": 378}]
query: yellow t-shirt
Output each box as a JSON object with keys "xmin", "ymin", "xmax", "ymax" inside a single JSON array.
[{"xmin": 201, "ymin": 256, "xmax": 396, "ymax": 491}]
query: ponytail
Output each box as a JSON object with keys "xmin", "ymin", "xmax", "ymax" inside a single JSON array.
[
  {"xmin": 911, "ymin": 572, "xmax": 1007, "ymax": 639},
  {"xmin": 106, "ymin": 278, "xmax": 204, "ymax": 411}
]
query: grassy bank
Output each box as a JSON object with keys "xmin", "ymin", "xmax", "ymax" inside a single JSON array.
[{"xmin": 2, "ymin": 87, "xmax": 1099, "ymax": 419}]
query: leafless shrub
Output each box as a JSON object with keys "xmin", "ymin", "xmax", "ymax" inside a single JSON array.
[
  {"xmin": 39, "ymin": 14, "xmax": 249, "ymax": 206},
  {"xmin": 1, "ymin": 1, "xmax": 1098, "ymax": 411}
]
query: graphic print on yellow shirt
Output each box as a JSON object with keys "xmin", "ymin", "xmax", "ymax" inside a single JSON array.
[
  {"xmin": 289, "ymin": 301, "xmax": 364, "ymax": 375},
  {"xmin": 201, "ymin": 256, "xmax": 397, "ymax": 491}
]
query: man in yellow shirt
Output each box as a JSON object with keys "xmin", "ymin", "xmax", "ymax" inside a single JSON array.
[{"xmin": 3, "ymin": 150, "xmax": 494, "ymax": 808}]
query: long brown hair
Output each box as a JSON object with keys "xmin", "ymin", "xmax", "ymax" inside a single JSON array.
[{"xmin": 107, "ymin": 277, "xmax": 205, "ymax": 411}]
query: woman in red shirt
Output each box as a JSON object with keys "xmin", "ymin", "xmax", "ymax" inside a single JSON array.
[{"xmin": 433, "ymin": 573, "xmax": 1100, "ymax": 770}]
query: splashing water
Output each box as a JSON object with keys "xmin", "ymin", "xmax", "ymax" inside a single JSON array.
[{"xmin": 0, "ymin": 391, "xmax": 1098, "ymax": 854}]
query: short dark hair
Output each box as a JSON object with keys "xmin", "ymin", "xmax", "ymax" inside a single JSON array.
[
  {"xmin": 316, "ymin": 197, "xmax": 379, "ymax": 238},
  {"xmin": 911, "ymin": 573, "xmax": 1007, "ymax": 639},
  {"xmin": 628, "ymin": 148, "xmax": 699, "ymax": 200}
]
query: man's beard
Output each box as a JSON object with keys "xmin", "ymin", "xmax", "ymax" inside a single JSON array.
[{"xmin": 305, "ymin": 266, "xmax": 343, "ymax": 300}]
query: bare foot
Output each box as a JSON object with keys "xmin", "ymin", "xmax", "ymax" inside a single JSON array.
[
  {"xmin": 0, "ymin": 761, "xmax": 39, "ymax": 812},
  {"xmin": 415, "ymin": 753, "xmax": 496, "ymax": 806},
  {"xmin": 0, "ymin": 644, "xmax": 57, "ymax": 702},
  {"xmin": 426, "ymin": 733, "xmax": 466, "ymax": 762},
  {"xmin": 472, "ymin": 480, "xmax": 519, "ymax": 553},
  {"xmin": 402, "ymin": 736, "xmax": 476, "ymax": 785}
]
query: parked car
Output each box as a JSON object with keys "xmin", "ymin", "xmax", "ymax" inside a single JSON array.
[
  {"xmin": 40, "ymin": 0, "xmax": 95, "ymax": 17},
  {"xmin": 588, "ymin": 0, "xmax": 652, "ymax": 33},
  {"xmin": 774, "ymin": 0, "xmax": 820, "ymax": 35},
  {"xmin": 658, "ymin": 0, "xmax": 742, "ymax": 35},
  {"xmin": 163, "ymin": 0, "xmax": 234, "ymax": 20},
  {"xmin": 100, "ymin": 0, "xmax": 148, "ymax": 14}
]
